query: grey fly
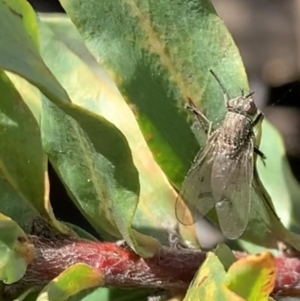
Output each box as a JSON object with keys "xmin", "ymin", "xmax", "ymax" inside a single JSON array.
[{"xmin": 176, "ymin": 71, "xmax": 265, "ymax": 240}]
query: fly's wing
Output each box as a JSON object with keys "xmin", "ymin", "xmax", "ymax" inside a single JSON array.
[
  {"xmin": 211, "ymin": 140, "xmax": 253, "ymax": 239},
  {"xmin": 175, "ymin": 136, "xmax": 217, "ymax": 226}
]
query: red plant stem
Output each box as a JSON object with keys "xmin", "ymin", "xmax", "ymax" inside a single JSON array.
[{"xmin": 5, "ymin": 235, "xmax": 300, "ymax": 298}]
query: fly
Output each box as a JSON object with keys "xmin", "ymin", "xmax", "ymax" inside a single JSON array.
[{"xmin": 176, "ymin": 70, "xmax": 266, "ymax": 240}]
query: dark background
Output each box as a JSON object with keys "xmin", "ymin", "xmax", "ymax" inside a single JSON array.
[{"xmin": 28, "ymin": 0, "xmax": 300, "ymax": 237}]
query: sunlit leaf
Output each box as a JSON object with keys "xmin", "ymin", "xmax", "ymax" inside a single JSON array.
[
  {"xmin": 37, "ymin": 264, "xmax": 103, "ymax": 301},
  {"xmin": 257, "ymin": 122, "xmax": 300, "ymax": 233},
  {"xmin": 0, "ymin": 0, "xmax": 70, "ymax": 104},
  {"xmin": 0, "ymin": 69, "xmax": 47, "ymax": 216},
  {"xmin": 59, "ymin": 0, "xmax": 249, "ymax": 189},
  {"xmin": 58, "ymin": 0, "xmax": 300, "ymax": 250},
  {"xmin": 183, "ymin": 252, "xmax": 245, "ymax": 301},
  {"xmin": 0, "ymin": 214, "xmax": 34, "ymax": 284},
  {"xmin": 241, "ymin": 168, "xmax": 300, "ymax": 252},
  {"xmin": 0, "ymin": 0, "xmax": 159, "ymax": 257},
  {"xmin": 225, "ymin": 252, "xmax": 275, "ymax": 301},
  {"xmin": 39, "ymin": 15, "xmax": 188, "ymax": 246}
]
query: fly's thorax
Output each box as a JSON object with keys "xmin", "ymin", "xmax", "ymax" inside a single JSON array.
[{"xmin": 216, "ymin": 112, "xmax": 254, "ymax": 155}]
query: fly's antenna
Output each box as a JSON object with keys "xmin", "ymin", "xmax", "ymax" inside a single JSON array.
[
  {"xmin": 209, "ymin": 69, "xmax": 231, "ymax": 100},
  {"xmin": 245, "ymin": 91, "xmax": 255, "ymax": 98}
]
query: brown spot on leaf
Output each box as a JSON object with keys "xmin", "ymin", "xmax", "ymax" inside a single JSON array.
[
  {"xmin": 128, "ymin": 103, "xmax": 139, "ymax": 118},
  {"xmin": 197, "ymin": 275, "xmax": 208, "ymax": 287},
  {"xmin": 8, "ymin": 7, "xmax": 23, "ymax": 19}
]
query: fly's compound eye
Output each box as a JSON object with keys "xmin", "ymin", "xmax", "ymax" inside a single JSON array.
[{"xmin": 244, "ymin": 97, "xmax": 258, "ymax": 116}]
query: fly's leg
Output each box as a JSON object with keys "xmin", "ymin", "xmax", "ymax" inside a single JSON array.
[
  {"xmin": 254, "ymin": 147, "xmax": 266, "ymax": 166},
  {"xmin": 252, "ymin": 112, "xmax": 264, "ymax": 127},
  {"xmin": 186, "ymin": 97, "xmax": 212, "ymax": 135},
  {"xmin": 253, "ymin": 112, "xmax": 266, "ymax": 165},
  {"xmin": 207, "ymin": 121, "xmax": 213, "ymax": 137}
]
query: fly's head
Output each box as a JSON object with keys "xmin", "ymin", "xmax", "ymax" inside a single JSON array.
[{"xmin": 226, "ymin": 93, "xmax": 260, "ymax": 121}]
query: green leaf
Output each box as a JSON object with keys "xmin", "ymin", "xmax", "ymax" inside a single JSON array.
[
  {"xmin": 36, "ymin": 263, "xmax": 103, "ymax": 301},
  {"xmin": 257, "ymin": 121, "xmax": 300, "ymax": 232},
  {"xmin": 64, "ymin": 223, "xmax": 98, "ymax": 242},
  {"xmin": 0, "ymin": 74, "xmax": 77, "ymax": 236},
  {"xmin": 0, "ymin": 70, "xmax": 48, "ymax": 217},
  {"xmin": 3, "ymin": 0, "xmax": 297, "ymax": 254},
  {"xmin": 0, "ymin": 214, "xmax": 33, "ymax": 284},
  {"xmin": 0, "ymin": 0, "xmax": 70, "ymax": 104},
  {"xmin": 6, "ymin": 72, "xmax": 42, "ymax": 124},
  {"xmin": 40, "ymin": 98, "xmax": 160, "ymax": 257},
  {"xmin": 240, "ymin": 166, "xmax": 300, "ymax": 252},
  {"xmin": 0, "ymin": 0, "xmax": 75, "ymax": 234},
  {"xmin": 40, "ymin": 100, "xmax": 134, "ymax": 239},
  {"xmin": 58, "ymin": 0, "xmax": 300, "ymax": 249},
  {"xmin": 59, "ymin": 0, "xmax": 249, "ymax": 188},
  {"xmin": 0, "ymin": 174, "xmax": 39, "ymax": 233},
  {"xmin": 183, "ymin": 252, "xmax": 244, "ymax": 301},
  {"xmin": 0, "ymin": 1, "xmax": 159, "ymax": 256},
  {"xmin": 214, "ymin": 244, "xmax": 236, "ymax": 271},
  {"xmin": 225, "ymin": 252, "xmax": 275, "ymax": 301},
  {"xmin": 38, "ymin": 14, "xmax": 192, "ymax": 246}
]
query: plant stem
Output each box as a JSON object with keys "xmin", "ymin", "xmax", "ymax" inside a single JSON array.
[{"xmin": 4, "ymin": 233, "xmax": 300, "ymax": 299}]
